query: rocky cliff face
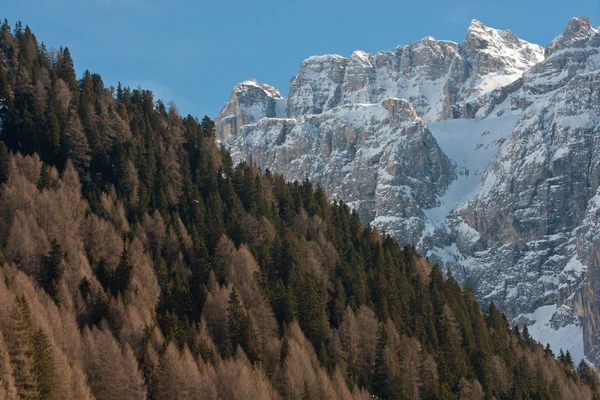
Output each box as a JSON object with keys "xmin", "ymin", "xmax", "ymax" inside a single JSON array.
[
  {"xmin": 215, "ymin": 17, "xmax": 600, "ymax": 365},
  {"xmin": 450, "ymin": 68, "xmax": 600, "ymax": 363}
]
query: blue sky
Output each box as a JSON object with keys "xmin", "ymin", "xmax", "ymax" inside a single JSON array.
[{"xmin": 3, "ymin": 0, "xmax": 599, "ymax": 118}]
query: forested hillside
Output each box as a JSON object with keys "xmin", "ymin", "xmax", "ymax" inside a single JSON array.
[{"xmin": 0, "ymin": 19, "xmax": 598, "ymax": 399}]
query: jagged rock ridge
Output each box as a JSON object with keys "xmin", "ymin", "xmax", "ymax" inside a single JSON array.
[{"xmin": 216, "ymin": 19, "xmax": 543, "ymax": 141}]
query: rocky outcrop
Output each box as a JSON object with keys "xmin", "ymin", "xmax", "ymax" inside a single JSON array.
[
  {"xmin": 217, "ymin": 19, "xmax": 546, "ymax": 252},
  {"xmin": 215, "ymin": 79, "xmax": 285, "ymax": 140},
  {"xmin": 287, "ymin": 54, "xmax": 348, "ymax": 117}
]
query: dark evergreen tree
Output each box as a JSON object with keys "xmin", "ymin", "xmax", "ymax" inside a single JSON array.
[
  {"xmin": 37, "ymin": 163, "xmax": 49, "ymax": 190},
  {"xmin": 113, "ymin": 245, "xmax": 133, "ymax": 294},
  {"xmin": 522, "ymin": 323, "xmax": 532, "ymax": 345},
  {"xmin": 227, "ymin": 288, "xmax": 260, "ymax": 363},
  {"xmin": 33, "ymin": 328, "xmax": 55, "ymax": 400},
  {"xmin": 371, "ymin": 324, "xmax": 407, "ymax": 399},
  {"xmin": 565, "ymin": 350, "xmax": 574, "ymax": 369},
  {"xmin": 58, "ymin": 47, "xmax": 78, "ymax": 98},
  {"xmin": 6, "ymin": 296, "xmax": 38, "ymax": 399},
  {"xmin": 371, "ymin": 324, "xmax": 390, "ymax": 399},
  {"xmin": 545, "ymin": 343, "xmax": 554, "ymax": 357},
  {"xmin": 40, "ymin": 239, "xmax": 64, "ymax": 303},
  {"xmin": 558, "ymin": 349, "xmax": 565, "ymax": 363},
  {"xmin": 0, "ymin": 140, "xmax": 9, "ymax": 185},
  {"xmin": 279, "ymin": 325, "xmax": 289, "ymax": 368}
]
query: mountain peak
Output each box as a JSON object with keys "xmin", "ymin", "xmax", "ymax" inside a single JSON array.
[
  {"xmin": 561, "ymin": 16, "xmax": 595, "ymax": 42},
  {"xmin": 465, "ymin": 19, "xmax": 503, "ymax": 39},
  {"xmin": 461, "ymin": 19, "xmax": 544, "ymax": 79},
  {"xmin": 217, "ymin": 18, "xmax": 545, "ymax": 130},
  {"xmin": 350, "ymin": 50, "xmax": 372, "ymax": 63},
  {"xmin": 240, "ymin": 77, "xmax": 259, "ymax": 86},
  {"xmin": 464, "ymin": 19, "xmax": 523, "ymax": 46},
  {"xmin": 546, "ymin": 16, "xmax": 597, "ymax": 56},
  {"xmin": 233, "ymin": 78, "xmax": 282, "ymax": 99},
  {"xmin": 468, "ymin": 19, "xmax": 486, "ymax": 30},
  {"xmin": 566, "ymin": 16, "xmax": 592, "ymax": 33},
  {"xmin": 216, "ymin": 78, "xmax": 285, "ymax": 140}
]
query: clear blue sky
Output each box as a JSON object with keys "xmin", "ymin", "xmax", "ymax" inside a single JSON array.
[{"xmin": 3, "ymin": 0, "xmax": 599, "ymax": 118}]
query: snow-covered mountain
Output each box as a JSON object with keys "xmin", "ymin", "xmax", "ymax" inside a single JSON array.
[
  {"xmin": 215, "ymin": 19, "xmax": 544, "ymax": 140},
  {"xmin": 216, "ymin": 17, "xmax": 600, "ymax": 365}
]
